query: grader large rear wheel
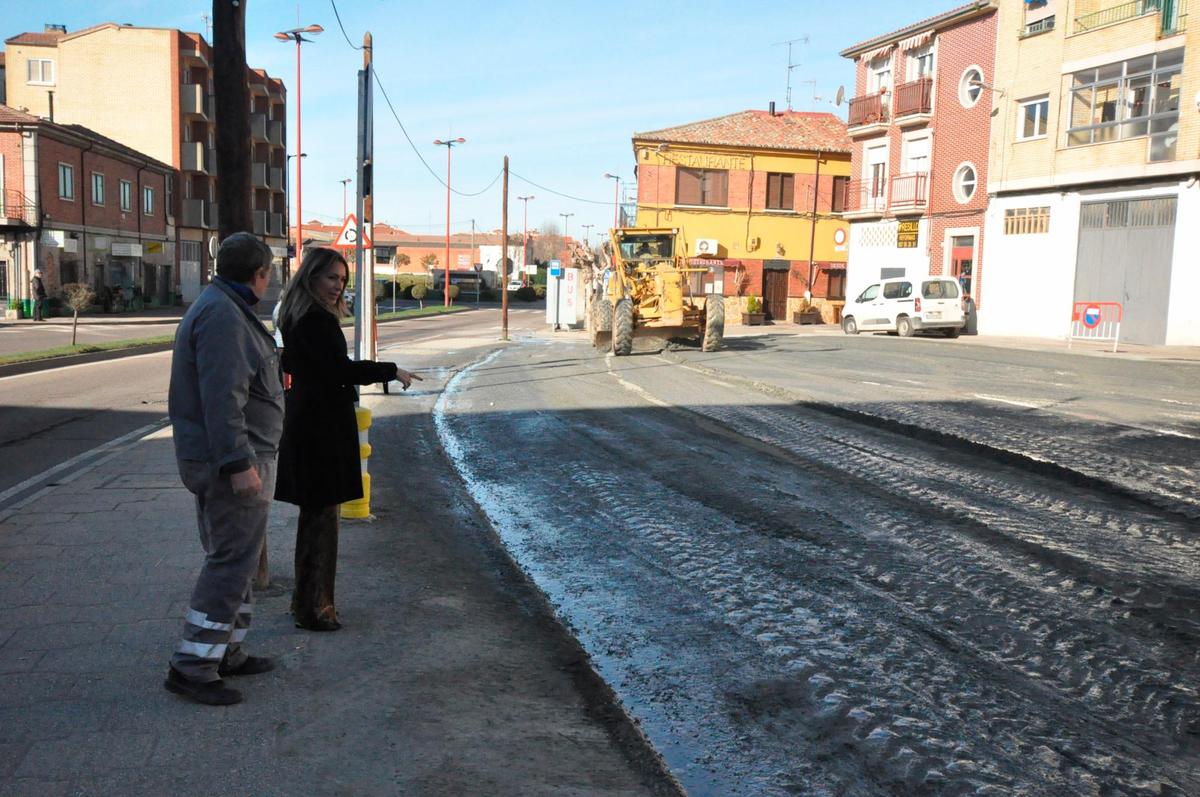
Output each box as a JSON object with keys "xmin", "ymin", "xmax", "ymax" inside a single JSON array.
[
  {"xmin": 590, "ymin": 296, "xmax": 613, "ymax": 348},
  {"xmin": 702, "ymin": 293, "xmax": 725, "ymax": 352},
  {"xmin": 612, "ymin": 298, "xmax": 634, "ymax": 356}
]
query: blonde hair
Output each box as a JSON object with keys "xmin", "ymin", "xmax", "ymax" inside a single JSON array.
[{"xmin": 277, "ymin": 247, "xmax": 350, "ymax": 335}]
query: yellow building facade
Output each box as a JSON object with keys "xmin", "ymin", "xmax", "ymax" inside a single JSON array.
[
  {"xmin": 982, "ymin": 0, "xmax": 1199, "ymax": 344},
  {"xmin": 632, "ymin": 109, "xmax": 852, "ymax": 324}
]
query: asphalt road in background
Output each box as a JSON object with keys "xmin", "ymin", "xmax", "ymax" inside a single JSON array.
[
  {"xmin": 0, "ymin": 308, "xmax": 542, "ymax": 499},
  {"xmin": 435, "ymin": 332, "xmax": 1200, "ymax": 795}
]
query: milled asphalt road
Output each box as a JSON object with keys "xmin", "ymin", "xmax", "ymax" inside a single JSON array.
[{"xmin": 434, "ymin": 327, "xmax": 1200, "ymax": 795}]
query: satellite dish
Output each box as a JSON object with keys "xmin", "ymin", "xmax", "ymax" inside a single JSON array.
[{"xmin": 835, "ymin": 86, "xmax": 845, "ymax": 106}]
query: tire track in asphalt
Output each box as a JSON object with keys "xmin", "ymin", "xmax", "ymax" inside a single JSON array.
[{"xmin": 438, "ymin": 342, "xmax": 1200, "ymax": 796}]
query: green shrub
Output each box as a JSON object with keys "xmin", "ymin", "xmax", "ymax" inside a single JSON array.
[
  {"xmin": 516, "ymin": 286, "xmax": 537, "ymax": 302},
  {"xmin": 447, "ymin": 284, "xmax": 460, "ymax": 300}
]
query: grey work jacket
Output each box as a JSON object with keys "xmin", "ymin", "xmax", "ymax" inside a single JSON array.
[{"xmin": 168, "ymin": 279, "xmax": 284, "ymax": 471}]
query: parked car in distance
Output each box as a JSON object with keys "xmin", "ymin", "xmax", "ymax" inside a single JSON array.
[
  {"xmin": 344, "ymin": 289, "xmax": 355, "ymax": 313},
  {"xmin": 506, "ymin": 278, "xmax": 523, "ymax": 292},
  {"xmin": 842, "ymin": 277, "xmax": 965, "ymax": 337}
]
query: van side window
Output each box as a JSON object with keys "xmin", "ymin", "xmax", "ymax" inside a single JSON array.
[
  {"xmin": 858, "ymin": 284, "xmax": 880, "ymax": 302},
  {"xmin": 883, "ymin": 282, "xmax": 912, "ymax": 299},
  {"xmin": 923, "ymin": 280, "xmax": 959, "ymax": 299}
]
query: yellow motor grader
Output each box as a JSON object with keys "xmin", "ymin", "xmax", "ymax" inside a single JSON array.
[{"xmin": 590, "ymin": 228, "xmax": 724, "ymax": 355}]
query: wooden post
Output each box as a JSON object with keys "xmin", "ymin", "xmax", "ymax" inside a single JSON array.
[
  {"xmin": 215, "ymin": 0, "xmax": 265, "ymax": 587},
  {"xmin": 213, "ymin": 0, "xmax": 253, "ymax": 238}
]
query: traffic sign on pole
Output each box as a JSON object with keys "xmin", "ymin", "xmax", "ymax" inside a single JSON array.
[{"xmin": 334, "ymin": 213, "xmax": 373, "ymax": 249}]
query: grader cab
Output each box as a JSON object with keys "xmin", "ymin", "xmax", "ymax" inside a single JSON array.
[{"xmin": 590, "ymin": 227, "xmax": 724, "ymax": 355}]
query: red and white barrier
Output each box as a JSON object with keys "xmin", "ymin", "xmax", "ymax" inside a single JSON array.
[{"xmin": 1068, "ymin": 301, "xmax": 1122, "ymax": 353}]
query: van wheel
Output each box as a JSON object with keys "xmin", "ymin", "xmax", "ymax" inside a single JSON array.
[
  {"xmin": 943, "ymin": 326, "xmax": 961, "ymax": 339},
  {"xmin": 896, "ymin": 316, "xmax": 914, "ymax": 337},
  {"xmin": 842, "ymin": 316, "xmax": 859, "ymax": 335}
]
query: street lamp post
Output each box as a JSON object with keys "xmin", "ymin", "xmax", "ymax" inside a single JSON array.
[
  {"xmin": 604, "ymin": 173, "xmax": 620, "ymax": 229},
  {"xmin": 339, "ymin": 178, "xmax": 352, "ymax": 219},
  {"xmin": 517, "ymin": 195, "xmax": 534, "ymax": 286},
  {"xmin": 559, "ymin": 212, "xmax": 573, "ymax": 241},
  {"xmin": 285, "ymin": 152, "xmax": 306, "ymax": 275},
  {"xmin": 433, "ymin": 137, "xmax": 465, "ymax": 307},
  {"xmin": 275, "ymin": 23, "xmax": 323, "ymax": 274},
  {"xmin": 581, "ymin": 223, "xmax": 593, "ymax": 247}
]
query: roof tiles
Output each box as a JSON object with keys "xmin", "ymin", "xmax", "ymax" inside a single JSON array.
[{"xmin": 634, "ymin": 110, "xmax": 850, "ymax": 154}]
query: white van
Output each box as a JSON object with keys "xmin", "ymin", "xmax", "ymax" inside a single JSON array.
[{"xmin": 842, "ymin": 277, "xmax": 965, "ymax": 337}]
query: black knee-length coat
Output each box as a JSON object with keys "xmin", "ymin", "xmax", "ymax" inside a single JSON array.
[{"xmin": 274, "ymin": 306, "xmax": 397, "ymax": 507}]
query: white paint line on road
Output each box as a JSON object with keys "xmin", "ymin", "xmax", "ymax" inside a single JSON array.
[
  {"xmin": 896, "ymin": 378, "xmax": 925, "ymax": 386},
  {"xmin": 0, "ymin": 418, "xmax": 169, "ymax": 507},
  {"xmin": 973, "ymin": 393, "xmax": 1043, "ymax": 409},
  {"xmin": 860, "ymin": 380, "xmax": 886, "ymax": 387},
  {"xmin": 1149, "ymin": 427, "xmax": 1200, "ymax": 440},
  {"xmin": 1160, "ymin": 398, "xmax": 1199, "ymax": 408},
  {"xmin": 0, "ymin": 348, "xmax": 170, "ymax": 381}
]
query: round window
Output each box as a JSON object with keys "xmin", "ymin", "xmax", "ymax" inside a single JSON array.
[
  {"xmin": 954, "ymin": 163, "xmax": 978, "ymax": 203},
  {"xmin": 959, "ymin": 67, "xmax": 984, "ymax": 108}
]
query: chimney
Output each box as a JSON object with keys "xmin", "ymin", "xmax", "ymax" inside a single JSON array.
[{"xmin": 769, "ymin": 101, "xmax": 776, "ymax": 117}]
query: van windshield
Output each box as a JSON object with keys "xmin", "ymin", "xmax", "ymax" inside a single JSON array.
[
  {"xmin": 858, "ymin": 284, "xmax": 880, "ymax": 301},
  {"xmin": 922, "ymin": 280, "xmax": 960, "ymax": 299}
]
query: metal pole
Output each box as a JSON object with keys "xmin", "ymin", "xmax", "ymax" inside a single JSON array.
[
  {"xmin": 354, "ymin": 66, "xmax": 366, "ymax": 361},
  {"xmin": 501, "ymin": 156, "xmax": 509, "ymax": 341},
  {"xmin": 362, "ymin": 32, "xmax": 375, "ymax": 361},
  {"xmin": 443, "ymin": 145, "xmax": 452, "ymax": 307},
  {"xmin": 806, "ymin": 155, "xmax": 821, "ymax": 297}
]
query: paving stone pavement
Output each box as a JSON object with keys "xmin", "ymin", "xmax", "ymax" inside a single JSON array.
[{"xmin": 0, "ymin": 352, "xmax": 676, "ymax": 796}]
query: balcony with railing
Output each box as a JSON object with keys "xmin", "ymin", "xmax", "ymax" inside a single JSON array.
[
  {"xmin": 252, "ymin": 162, "xmax": 269, "ymax": 189},
  {"xmin": 847, "ymin": 92, "xmax": 890, "ymax": 135},
  {"xmin": 268, "ymin": 120, "xmax": 284, "ymax": 147},
  {"xmin": 250, "ymin": 113, "xmax": 268, "ymax": 142},
  {"xmin": 253, "ymin": 210, "xmax": 268, "ymax": 235},
  {"xmin": 894, "ymin": 78, "xmax": 933, "ymax": 123},
  {"xmin": 181, "ymin": 84, "xmax": 208, "ymax": 118},
  {"xmin": 270, "ymin": 167, "xmax": 284, "ymax": 191},
  {"xmin": 844, "ymin": 177, "xmax": 889, "ymax": 216},
  {"xmin": 0, "ymin": 189, "xmax": 37, "ymax": 226},
  {"xmin": 270, "ymin": 213, "xmax": 285, "ymax": 237},
  {"xmin": 1073, "ymin": 0, "xmax": 1179, "ymax": 33},
  {"xmin": 888, "ymin": 172, "xmax": 929, "ymax": 211}
]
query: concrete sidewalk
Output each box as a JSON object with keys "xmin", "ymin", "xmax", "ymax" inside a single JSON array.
[{"xmin": 0, "ymin": 342, "xmax": 678, "ymax": 795}]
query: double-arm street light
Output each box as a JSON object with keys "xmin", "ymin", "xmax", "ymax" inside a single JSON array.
[
  {"xmin": 581, "ymin": 223, "xmax": 594, "ymax": 247},
  {"xmin": 434, "ymin": 137, "xmax": 465, "ymax": 307},
  {"xmin": 275, "ymin": 23, "xmax": 323, "ymax": 272},
  {"xmin": 604, "ymin": 173, "xmax": 620, "ymax": 229},
  {"xmin": 559, "ymin": 212, "xmax": 574, "ymax": 241},
  {"xmin": 517, "ymin": 194, "xmax": 534, "ymax": 285}
]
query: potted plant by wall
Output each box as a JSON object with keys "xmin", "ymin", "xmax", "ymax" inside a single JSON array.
[
  {"xmin": 5, "ymin": 298, "xmax": 23, "ymax": 320},
  {"xmin": 742, "ymin": 295, "xmax": 766, "ymax": 326},
  {"xmin": 793, "ymin": 295, "xmax": 824, "ymax": 325}
]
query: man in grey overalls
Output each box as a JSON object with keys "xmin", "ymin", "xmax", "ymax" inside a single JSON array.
[{"xmin": 165, "ymin": 232, "xmax": 284, "ymax": 705}]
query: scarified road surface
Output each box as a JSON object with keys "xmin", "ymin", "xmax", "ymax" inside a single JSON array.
[{"xmin": 436, "ymin": 336, "xmax": 1200, "ymax": 796}]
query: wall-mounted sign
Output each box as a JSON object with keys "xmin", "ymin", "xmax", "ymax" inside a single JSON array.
[
  {"xmin": 112, "ymin": 242, "xmax": 143, "ymax": 257},
  {"xmin": 42, "ymin": 230, "xmax": 65, "ymax": 247},
  {"xmin": 833, "ymin": 227, "xmax": 848, "ymax": 252},
  {"xmin": 63, "ymin": 239, "xmax": 79, "ymax": 254},
  {"xmin": 896, "ymin": 220, "xmax": 919, "ymax": 249},
  {"xmin": 145, "ymin": 242, "xmax": 164, "ymax": 254}
]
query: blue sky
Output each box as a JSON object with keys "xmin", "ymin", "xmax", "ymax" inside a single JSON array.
[{"xmin": 7, "ymin": 0, "xmax": 954, "ymax": 240}]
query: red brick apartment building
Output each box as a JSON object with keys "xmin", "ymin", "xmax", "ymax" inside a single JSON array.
[
  {"xmin": 839, "ymin": 0, "xmax": 997, "ymax": 311},
  {"xmin": 1, "ymin": 105, "xmax": 173, "ymax": 310}
]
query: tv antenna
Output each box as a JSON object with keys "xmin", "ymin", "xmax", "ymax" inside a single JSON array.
[
  {"xmin": 200, "ymin": 14, "xmax": 212, "ymax": 40},
  {"xmin": 773, "ymin": 35, "xmax": 810, "ymax": 110}
]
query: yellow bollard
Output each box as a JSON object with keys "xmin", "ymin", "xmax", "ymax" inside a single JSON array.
[{"xmin": 340, "ymin": 405, "xmax": 373, "ymax": 519}]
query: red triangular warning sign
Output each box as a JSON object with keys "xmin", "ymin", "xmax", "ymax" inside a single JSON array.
[{"xmin": 333, "ymin": 214, "xmax": 372, "ymax": 249}]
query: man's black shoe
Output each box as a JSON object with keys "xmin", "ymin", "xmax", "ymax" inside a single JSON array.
[
  {"xmin": 164, "ymin": 667, "xmax": 243, "ymax": 705},
  {"xmin": 218, "ymin": 655, "xmax": 275, "ymax": 677}
]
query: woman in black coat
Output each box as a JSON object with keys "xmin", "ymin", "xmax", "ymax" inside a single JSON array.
[{"xmin": 275, "ymin": 247, "xmax": 420, "ymax": 630}]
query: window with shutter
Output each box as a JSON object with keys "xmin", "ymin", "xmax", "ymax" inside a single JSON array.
[
  {"xmin": 766, "ymin": 173, "xmax": 795, "ymax": 210},
  {"xmin": 832, "ymin": 176, "xmax": 850, "ymax": 212},
  {"xmin": 676, "ymin": 168, "xmax": 728, "ymax": 207}
]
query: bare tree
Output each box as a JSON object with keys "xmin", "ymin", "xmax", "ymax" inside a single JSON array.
[
  {"xmin": 62, "ymin": 283, "xmax": 96, "ymax": 346},
  {"xmin": 532, "ymin": 222, "xmax": 564, "ymax": 265}
]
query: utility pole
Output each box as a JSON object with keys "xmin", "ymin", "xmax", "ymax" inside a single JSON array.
[
  {"xmin": 355, "ymin": 32, "xmax": 375, "ymax": 362},
  {"xmin": 213, "ymin": 0, "xmax": 252, "ymax": 239},
  {"xmin": 501, "ymin": 156, "xmax": 509, "ymax": 341}
]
